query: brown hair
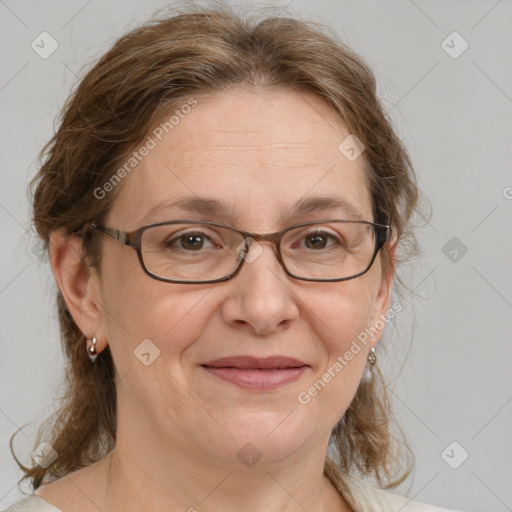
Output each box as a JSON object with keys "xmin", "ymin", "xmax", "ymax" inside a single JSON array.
[{"xmin": 12, "ymin": 4, "xmax": 418, "ymax": 492}]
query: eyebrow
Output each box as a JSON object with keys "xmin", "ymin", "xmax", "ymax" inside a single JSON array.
[{"xmin": 140, "ymin": 194, "xmax": 366, "ymax": 225}]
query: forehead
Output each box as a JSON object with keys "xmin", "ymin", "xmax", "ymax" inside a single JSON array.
[{"xmin": 107, "ymin": 88, "xmax": 373, "ymax": 230}]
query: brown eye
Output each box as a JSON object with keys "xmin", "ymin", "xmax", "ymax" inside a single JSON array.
[
  {"xmin": 304, "ymin": 233, "xmax": 330, "ymax": 249},
  {"xmin": 165, "ymin": 231, "xmax": 215, "ymax": 251},
  {"xmin": 293, "ymin": 230, "xmax": 342, "ymax": 251}
]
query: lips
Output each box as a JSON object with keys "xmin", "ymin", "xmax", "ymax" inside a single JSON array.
[
  {"xmin": 201, "ymin": 356, "xmax": 309, "ymax": 391},
  {"xmin": 201, "ymin": 356, "xmax": 308, "ymax": 369}
]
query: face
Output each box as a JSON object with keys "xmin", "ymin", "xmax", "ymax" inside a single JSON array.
[{"xmin": 89, "ymin": 88, "xmax": 393, "ymax": 467}]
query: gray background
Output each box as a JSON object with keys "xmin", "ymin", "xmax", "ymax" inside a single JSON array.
[{"xmin": 1, "ymin": 1, "xmax": 511, "ymax": 511}]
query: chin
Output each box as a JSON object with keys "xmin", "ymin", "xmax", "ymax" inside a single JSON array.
[{"xmin": 207, "ymin": 410, "xmax": 317, "ymax": 464}]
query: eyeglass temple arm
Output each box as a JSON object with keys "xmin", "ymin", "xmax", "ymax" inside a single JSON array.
[
  {"xmin": 379, "ymin": 225, "xmax": 391, "ymax": 246},
  {"xmin": 91, "ymin": 224, "xmax": 129, "ymax": 245}
]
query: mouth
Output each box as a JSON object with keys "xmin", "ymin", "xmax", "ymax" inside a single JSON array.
[{"xmin": 200, "ymin": 356, "xmax": 309, "ymax": 391}]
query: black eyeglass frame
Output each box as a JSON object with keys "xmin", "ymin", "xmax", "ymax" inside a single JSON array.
[{"xmin": 91, "ymin": 219, "xmax": 391, "ymax": 284}]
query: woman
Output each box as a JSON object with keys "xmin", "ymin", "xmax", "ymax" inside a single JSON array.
[{"xmin": 6, "ymin": 6, "xmax": 465, "ymax": 512}]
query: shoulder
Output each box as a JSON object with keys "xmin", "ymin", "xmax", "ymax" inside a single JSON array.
[
  {"xmin": 1, "ymin": 495, "xmax": 62, "ymax": 512},
  {"xmin": 338, "ymin": 472, "xmax": 466, "ymax": 512}
]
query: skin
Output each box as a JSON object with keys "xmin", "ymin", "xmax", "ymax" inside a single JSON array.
[{"xmin": 40, "ymin": 88, "xmax": 395, "ymax": 512}]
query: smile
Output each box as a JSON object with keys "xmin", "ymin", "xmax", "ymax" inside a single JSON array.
[{"xmin": 201, "ymin": 356, "xmax": 309, "ymax": 391}]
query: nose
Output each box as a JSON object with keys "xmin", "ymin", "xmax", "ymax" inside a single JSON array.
[{"xmin": 220, "ymin": 239, "xmax": 300, "ymax": 336}]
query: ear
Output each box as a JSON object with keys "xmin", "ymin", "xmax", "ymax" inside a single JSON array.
[
  {"xmin": 48, "ymin": 230, "xmax": 108, "ymax": 353},
  {"xmin": 368, "ymin": 236, "xmax": 398, "ymax": 346}
]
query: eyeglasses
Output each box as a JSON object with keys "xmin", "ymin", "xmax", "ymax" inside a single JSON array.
[{"xmin": 91, "ymin": 219, "xmax": 390, "ymax": 284}]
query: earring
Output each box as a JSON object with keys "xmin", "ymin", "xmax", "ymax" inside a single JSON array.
[
  {"xmin": 86, "ymin": 336, "xmax": 98, "ymax": 363},
  {"xmin": 361, "ymin": 347, "xmax": 377, "ymax": 383},
  {"xmin": 367, "ymin": 347, "xmax": 377, "ymax": 365}
]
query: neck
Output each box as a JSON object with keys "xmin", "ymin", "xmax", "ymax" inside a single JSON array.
[{"xmin": 102, "ymin": 433, "xmax": 352, "ymax": 512}]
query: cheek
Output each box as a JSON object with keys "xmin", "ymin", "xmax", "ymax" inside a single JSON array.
[
  {"xmin": 309, "ymin": 277, "xmax": 376, "ymax": 356},
  {"xmin": 98, "ymin": 251, "xmax": 211, "ymax": 375},
  {"xmin": 299, "ymin": 280, "xmax": 376, "ymax": 413}
]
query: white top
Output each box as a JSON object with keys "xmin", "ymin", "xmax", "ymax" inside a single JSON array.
[{"xmin": 2, "ymin": 473, "xmax": 465, "ymax": 512}]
